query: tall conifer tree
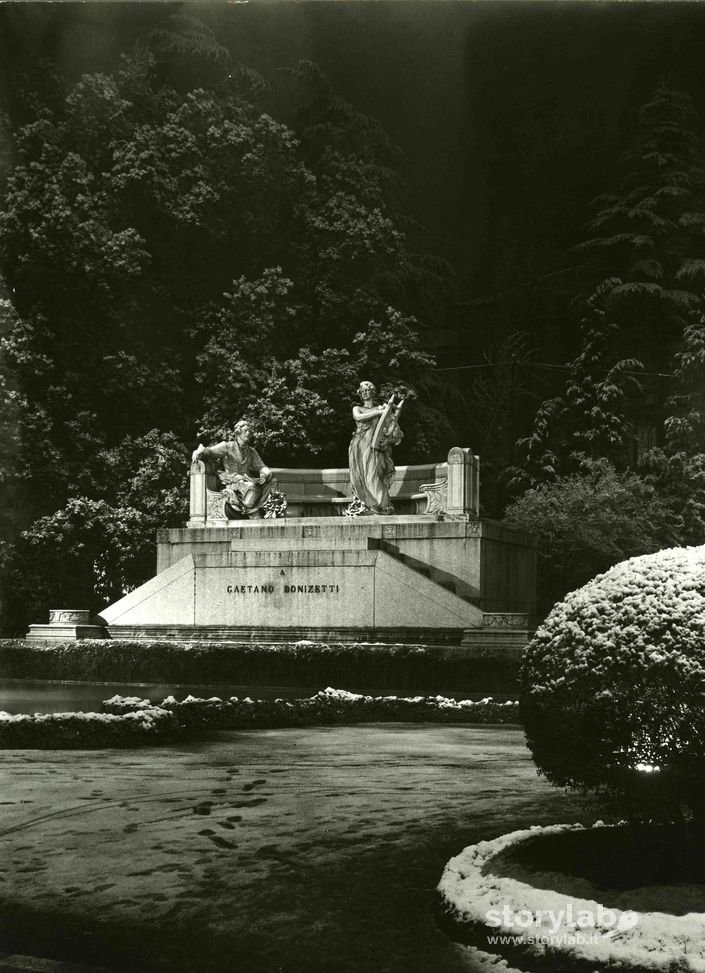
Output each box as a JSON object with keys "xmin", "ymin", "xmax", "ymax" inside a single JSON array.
[{"xmin": 518, "ymin": 85, "xmax": 705, "ymax": 484}]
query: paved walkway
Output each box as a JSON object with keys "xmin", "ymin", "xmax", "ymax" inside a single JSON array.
[{"xmin": 0, "ymin": 725, "xmax": 583, "ymax": 972}]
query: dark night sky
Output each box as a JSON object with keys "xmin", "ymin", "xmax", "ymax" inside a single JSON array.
[{"xmin": 4, "ymin": 1, "xmax": 705, "ymax": 350}]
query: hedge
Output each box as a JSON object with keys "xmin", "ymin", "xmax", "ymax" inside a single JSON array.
[
  {"xmin": 0, "ymin": 688, "xmax": 520, "ymax": 748},
  {"xmin": 0, "ymin": 705, "xmax": 180, "ymax": 748},
  {"xmin": 0, "ymin": 638, "xmax": 518, "ymax": 693},
  {"xmin": 105, "ymin": 687, "xmax": 520, "ymax": 729}
]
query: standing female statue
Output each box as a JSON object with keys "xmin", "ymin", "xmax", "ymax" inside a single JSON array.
[{"xmin": 348, "ymin": 380, "xmax": 404, "ymax": 514}]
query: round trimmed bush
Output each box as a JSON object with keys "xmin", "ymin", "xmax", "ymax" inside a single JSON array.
[{"xmin": 521, "ymin": 545, "xmax": 705, "ymax": 822}]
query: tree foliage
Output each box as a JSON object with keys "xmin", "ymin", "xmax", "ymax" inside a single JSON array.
[
  {"xmin": 505, "ymin": 459, "xmax": 678, "ymax": 614},
  {"xmin": 0, "ymin": 18, "xmax": 455, "ymax": 633},
  {"xmin": 517, "ymin": 279, "xmax": 644, "ymax": 485},
  {"xmin": 574, "ymin": 85, "xmax": 705, "ymax": 366},
  {"xmin": 509, "ymin": 86, "xmax": 705, "ymax": 615},
  {"xmin": 517, "ymin": 87, "xmax": 705, "ymax": 489},
  {"xmin": 639, "ymin": 305, "xmax": 705, "ymax": 548}
]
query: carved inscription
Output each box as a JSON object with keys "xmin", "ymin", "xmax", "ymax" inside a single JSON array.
[
  {"xmin": 284, "ymin": 584, "xmax": 340, "ymax": 594},
  {"xmin": 226, "ymin": 582, "xmax": 340, "ymax": 594},
  {"xmin": 227, "ymin": 584, "xmax": 275, "ymax": 593}
]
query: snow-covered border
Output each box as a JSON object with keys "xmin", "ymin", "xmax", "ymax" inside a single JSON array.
[
  {"xmin": 438, "ymin": 823, "xmax": 705, "ymax": 972},
  {"xmin": 104, "ymin": 686, "xmax": 519, "ymax": 728},
  {"xmin": 0, "ymin": 704, "xmax": 178, "ymax": 748},
  {"xmin": 0, "ymin": 688, "xmax": 519, "ymax": 749}
]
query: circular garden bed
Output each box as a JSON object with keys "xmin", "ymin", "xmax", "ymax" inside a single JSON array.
[{"xmin": 438, "ymin": 822, "xmax": 705, "ymax": 972}]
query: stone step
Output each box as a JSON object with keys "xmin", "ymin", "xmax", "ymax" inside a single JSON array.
[
  {"xmin": 461, "ymin": 626, "xmax": 532, "ymax": 658},
  {"xmin": 107, "ymin": 623, "xmax": 467, "ymax": 645},
  {"xmin": 373, "ymin": 541, "xmax": 481, "ymax": 602}
]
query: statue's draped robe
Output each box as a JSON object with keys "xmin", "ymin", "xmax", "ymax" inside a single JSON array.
[
  {"xmin": 200, "ymin": 440, "xmax": 273, "ymax": 517},
  {"xmin": 348, "ymin": 413, "xmax": 402, "ymax": 514}
]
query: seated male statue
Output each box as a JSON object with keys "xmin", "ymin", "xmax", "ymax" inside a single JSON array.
[{"xmin": 191, "ymin": 420, "xmax": 274, "ymax": 519}]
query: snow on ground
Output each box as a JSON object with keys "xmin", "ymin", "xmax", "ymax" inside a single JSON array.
[{"xmin": 0, "ymin": 725, "xmax": 584, "ymax": 973}]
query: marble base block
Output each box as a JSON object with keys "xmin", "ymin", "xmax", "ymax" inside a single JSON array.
[
  {"xmin": 100, "ymin": 517, "xmax": 536, "ymax": 646},
  {"xmin": 26, "ymin": 609, "xmax": 108, "ymax": 641}
]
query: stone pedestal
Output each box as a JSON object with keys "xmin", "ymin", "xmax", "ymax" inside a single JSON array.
[
  {"xmin": 461, "ymin": 613, "xmax": 533, "ymax": 657},
  {"xmin": 99, "ymin": 516, "xmax": 536, "ymax": 650},
  {"xmin": 26, "ymin": 609, "xmax": 108, "ymax": 642}
]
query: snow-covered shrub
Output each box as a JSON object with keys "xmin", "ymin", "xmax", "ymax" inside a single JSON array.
[
  {"xmin": 0, "ymin": 704, "xmax": 179, "ymax": 748},
  {"xmin": 0, "ymin": 691, "xmax": 518, "ymax": 750},
  {"xmin": 103, "ymin": 688, "xmax": 519, "ymax": 731},
  {"xmin": 521, "ymin": 545, "xmax": 705, "ymax": 822}
]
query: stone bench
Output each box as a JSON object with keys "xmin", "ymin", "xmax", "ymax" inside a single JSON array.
[{"xmin": 188, "ymin": 447, "xmax": 479, "ymax": 527}]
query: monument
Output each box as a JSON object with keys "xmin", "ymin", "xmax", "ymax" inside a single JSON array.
[{"xmin": 97, "ymin": 389, "xmax": 537, "ymax": 654}]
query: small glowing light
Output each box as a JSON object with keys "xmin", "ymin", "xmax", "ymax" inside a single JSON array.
[{"xmin": 635, "ymin": 763, "xmax": 661, "ymax": 773}]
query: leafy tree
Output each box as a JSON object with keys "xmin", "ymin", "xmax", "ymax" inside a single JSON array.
[
  {"xmin": 2, "ymin": 429, "xmax": 189, "ymax": 630},
  {"xmin": 662, "ymin": 303, "xmax": 705, "ymax": 452},
  {"xmin": 271, "ymin": 58, "xmax": 456, "ymax": 370},
  {"xmin": 574, "ymin": 85, "xmax": 705, "ymax": 369},
  {"xmin": 516, "ymin": 86, "xmax": 705, "ymax": 492},
  {"xmin": 640, "ymin": 304, "xmax": 705, "ymax": 546},
  {"xmin": 0, "ymin": 41, "xmax": 445, "ymax": 456},
  {"xmin": 0, "ymin": 293, "xmax": 24, "ymax": 592},
  {"xmin": 505, "ymin": 458, "xmax": 679, "ymax": 615},
  {"xmin": 196, "ymin": 280, "xmax": 443, "ymax": 462},
  {"xmin": 145, "ymin": 14, "xmax": 231, "ymax": 90},
  {"xmin": 640, "ymin": 448, "xmax": 705, "ymax": 549},
  {"xmin": 97, "ymin": 429, "xmax": 189, "ymax": 522},
  {"xmin": 0, "ymin": 20, "xmax": 452, "ymax": 632},
  {"xmin": 517, "ymin": 279, "xmax": 644, "ymax": 485},
  {"xmin": 8, "ymin": 500, "xmax": 155, "ymax": 625}
]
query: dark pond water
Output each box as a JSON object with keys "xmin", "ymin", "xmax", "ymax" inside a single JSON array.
[
  {"xmin": 0, "ymin": 678, "xmax": 517, "ymax": 715},
  {"xmin": 0, "ymin": 678, "xmax": 321, "ymax": 715}
]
